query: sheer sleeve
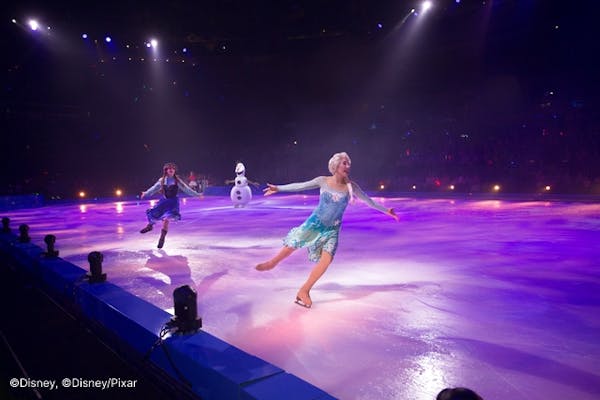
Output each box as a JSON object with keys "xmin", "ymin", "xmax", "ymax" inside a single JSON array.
[
  {"xmin": 177, "ymin": 178, "xmax": 202, "ymax": 197},
  {"xmin": 276, "ymin": 176, "xmax": 324, "ymax": 192},
  {"xmin": 351, "ymin": 181, "xmax": 389, "ymax": 214},
  {"xmin": 143, "ymin": 179, "xmax": 162, "ymax": 197}
]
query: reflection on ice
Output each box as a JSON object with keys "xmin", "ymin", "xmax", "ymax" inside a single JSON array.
[{"xmin": 5, "ymin": 195, "xmax": 600, "ymax": 400}]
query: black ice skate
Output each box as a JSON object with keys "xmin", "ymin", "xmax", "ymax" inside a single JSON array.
[
  {"xmin": 140, "ymin": 224, "xmax": 153, "ymax": 234},
  {"xmin": 157, "ymin": 229, "xmax": 168, "ymax": 249}
]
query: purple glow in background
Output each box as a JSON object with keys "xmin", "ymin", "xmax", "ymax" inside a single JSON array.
[{"xmin": 6, "ymin": 195, "xmax": 600, "ymax": 400}]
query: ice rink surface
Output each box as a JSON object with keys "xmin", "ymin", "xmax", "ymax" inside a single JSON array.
[{"xmin": 6, "ymin": 194, "xmax": 600, "ymax": 400}]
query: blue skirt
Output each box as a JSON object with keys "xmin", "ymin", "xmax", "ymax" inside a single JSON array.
[
  {"xmin": 283, "ymin": 213, "xmax": 340, "ymax": 262},
  {"xmin": 146, "ymin": 197, "xmax": 181, "ymax": 223}
]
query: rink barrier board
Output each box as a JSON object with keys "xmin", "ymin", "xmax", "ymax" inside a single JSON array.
[{"xmin": 0, "ymin": 231, "xmax": 335, "ymax": 400}]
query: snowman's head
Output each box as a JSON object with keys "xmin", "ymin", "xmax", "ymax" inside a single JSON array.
[{"xmin": 235, "ymin": 162, "xmax": 246, "ymax": 176}]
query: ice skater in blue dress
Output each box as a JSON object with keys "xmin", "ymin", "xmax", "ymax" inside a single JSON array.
[
  {"xmin": 256, "ymin": 152, "xmax": 397, "ymax": 308},
  {"xmin": 139, "ymin": 162, "xmax": 202, "ymax": 248}
]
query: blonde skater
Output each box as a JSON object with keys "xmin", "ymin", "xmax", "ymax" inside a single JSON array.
[{"xmin": 256, "ymin": 152, "xmax": 397, "ymax": 308}]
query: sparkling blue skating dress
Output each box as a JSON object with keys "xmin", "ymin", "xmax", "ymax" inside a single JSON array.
[
  {"xmin": 143, "ymin": 176, "xmax": 200, "ymax": 224},
  {"xmin": 277, "ymin": 176, "xmax": 389, "ymax": 262}
]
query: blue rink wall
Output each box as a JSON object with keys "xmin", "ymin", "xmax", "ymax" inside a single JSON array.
[
  {"xmin": 0, "ymin": 229, "xmax": 335, "ymax": 400},
  {"xmin": 0, "ymin": 194, "xmax": 45, "ymax": 211}
]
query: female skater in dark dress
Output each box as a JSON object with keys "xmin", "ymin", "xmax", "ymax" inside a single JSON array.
[{"xmin": 140, "ymin": 162, "xmax": 201, "ymax": 248}]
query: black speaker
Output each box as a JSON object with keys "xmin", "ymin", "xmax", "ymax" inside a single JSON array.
[
  {"xmin": 87, "ymin": 251, "xmax": 107, "ymax": 283},
  {"xmin": 171, "ymin": 285, "xmax": 202, "ymax": 334}
]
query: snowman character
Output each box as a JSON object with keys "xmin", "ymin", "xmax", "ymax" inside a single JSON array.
[{"xmin": 225, "ymin": 162, "xmax": 259, "ymax": 207}]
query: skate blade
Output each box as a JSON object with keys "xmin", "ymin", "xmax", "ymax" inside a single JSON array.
[{"xmin": 294, "ymin": 297, "xmax": 311, "ymax": 309}]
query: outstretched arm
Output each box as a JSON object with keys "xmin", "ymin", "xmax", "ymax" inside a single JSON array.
[
  {"xmin": 141, "ymin": 179, "xmax": 162, "ymax": 199},
  {"xmin": 263, "ymin": 183, "xmax": 278, "ymax": 196},
  {"xmin": 263, "ymin": 177, "xmax": 323, "ymax": 196},
  {"xmin": 177, "ymin": 178, "xmax": 202, "ymax": 197},
  {"xmin": 352, "ymin": 181, "xmax": 398, "ymax": 221}
]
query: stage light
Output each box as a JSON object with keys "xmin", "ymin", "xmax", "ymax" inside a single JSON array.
[
  {"xmin": 146, "ymin": 42, "xmax": 151, "ymax": 48},
  {"xmin": 449, "ymin": 185, "xmax": 455, "ymax": 190},
  {"xmin": 545, "ymin": 185, "xmax": 551, "ymax": 191},
  {"xmin": 377, "ymin": 23, "xmax": 383, "ymax": 29},
  {"xmin": 412, "ymin": 185, "xmax": 417, "ymax": 190},
  {"xmin": 43, "ymin": 234, "xmax": 59, "ymax": 258},
  {"xmin": 79, "ymin": 191, "xmax": 86, "ymax": 198},
  {"xmin": 1, "ymin": 217, "xmax": 11, "ymax": 233},
  {"xmin": 18, "ymin": 224, "xmax": 30, "ymax": 243},
  {"xmin": 150, "ymin": 39, "xmax": 158, "ymax": 48},
  {"xmin": 379, "ymin": 184, "xmax": 385, "ymax": 190},
  {"xmin": 82, "ymin": 33, "xmax": 88, "ymax": 39},
  {"xmin": 422, "ymin": 1, "xmax": 433, "ymax": 13},
  {"xmin": 115, "ymin": 189, "xmax": 122, "ymax": 196},
  {"xmin": 28, "ymin": 19, "xmax": 39, "ymax": 31},
  {"xmin": 12, "ymin": 19, "xmax": 17, "ymax": 24},
  {"xmin": 169, "ymin": 285, "xmax": 202, "ymax": 334},
  {"xmin": 493, "ymin": 184, "xmax": 501, "ymax": 192},
  {"xmin": 105, "ymin": 36, "xmax": 112, "ymax": 43},
  {"xmin": 182, "ymin": 47, "xmax": 187, "ymax": 53},
  {"xmin": 87, "ymin": 251, "xmax": 107, "ymax": 283}
]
